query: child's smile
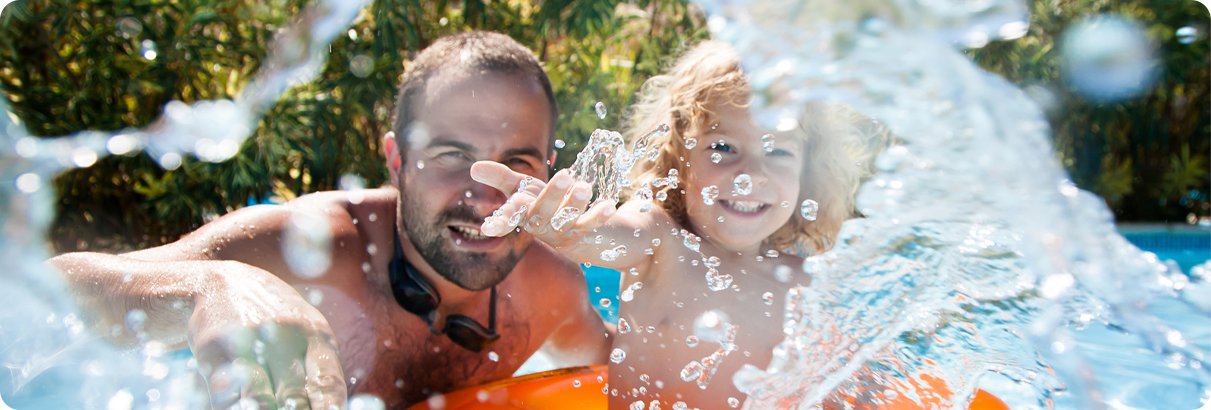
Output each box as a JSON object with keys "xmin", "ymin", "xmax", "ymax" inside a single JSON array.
[{"xmin": 682, "ymin": 102, "xmax": 804, "ymax": 254}]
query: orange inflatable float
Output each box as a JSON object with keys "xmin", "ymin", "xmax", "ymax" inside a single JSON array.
[{"xmin": 407, "ymin": 365, "xmax": 1008, "ymax": 410}]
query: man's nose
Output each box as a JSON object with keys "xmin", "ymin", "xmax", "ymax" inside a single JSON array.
[{"xmin": 462, "ymin": 180, "xmax": 508, "ymax": 217}]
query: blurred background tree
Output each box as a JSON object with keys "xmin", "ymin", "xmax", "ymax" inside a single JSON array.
[
  {"xmin": 0, "ymin": 0, "xmax": 707, "ymax": 253},
  {"xmin": 0, "ymin": 0, "xmax": 1204, "ymax": 254}
]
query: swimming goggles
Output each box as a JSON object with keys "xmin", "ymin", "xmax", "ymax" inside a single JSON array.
[{"xmin": 389, "ymin": 230, "xmax": 500, "ymax": 352}]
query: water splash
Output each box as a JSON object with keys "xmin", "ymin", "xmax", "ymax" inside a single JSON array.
[
  {"xmin": 0, "ymin": 0, "xmax": 370, "ymax": 406},
  {"xmin": 695, "ymin": 0, "xmax": 1210, "ymax": 408},
  {"xmin": 568, "ymin": 124, "xmax": 669, "ymax": 207}
]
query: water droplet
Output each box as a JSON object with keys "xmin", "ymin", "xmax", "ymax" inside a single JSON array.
[
  {"xmin": 619, "ymin": 318, "xmax": 631, "ymax": 334},
  {"xmin": 349, "ymin": 54, "xmax": 374, "ymax": 78},
  {"xmin": 117, "ymin": 17, "xmax": 143, "ymax": 38},
  {"xmin": 701, "ymin": 186, "xmax": 719, "ymax": 205},
  {"xmin": 686, "ymin": 335, "xmax": 699, "ymax": 347},
  {"xmin": 646, "ymin": 147, "xmax": 660, "ymax": 161},
  {"xmin": 774, "ymin": 265, "xmax": 793, "ymax": 283},
  {"xmin": 655, "ymin": 190, "xmax": 668, "ymax": 201},
  {"xmin": 728, "ymin": 397, "xmax": 740, "ymax": 407},
  {"xmin": 349, "ymin": 394, "xmax": 386, "ymax": 410},
  {"xmin": 800, "ymin": 199, "xmax": 819, "ymax": 220},
  {"xmin": 761, "ymin": 134, "xmax": 775, "ymax": 153},
  {"xmin": 1062, "ymin": 16, "xmax": 1158, "ymax": 101},
  {"xmin": 555, "ymin": 139, "xmax": 566, "ymax": 149},
  {"xmin": 781, "ymin": 201, "xmax": 790, "ymax": 207},
  {"xmin": 672, "ymin": 402, "xmax": 688, "ymax": 410},
  {"xmin": 600, "ymin": 298, "xmax": 612, "ymax": 308},
  {"xmin": 550, "ymin": 206, "xmax": 581, "ymax": 230},
  {"xmin": 600, "ymin": 245, "xmax": 627, "ymax": 261},
  {"xmin": 140, "ymin": 39, "xmax": 157, "ymax": 60},
  {"xmin": 464, "ymin": 190, "xmax": 473, "ymax": 198},
  {"xmin": 765, "ymin": 250, "xmax": 779, "ymax": 258},
  {"xmin": 630, "ymin": 400, "xmax": 645, "ymax": 410},
  {"xmin": 596, "ymin": 102, "xmax": 608, "ymax": 119},
  {"xmin": 644, "ymin": 248, "xmax": 654, "ymax": 255},
  {"xmin": 704, "ymin": 256, "xmax": 721, "ymax": 268},
  {"xmin": 1177, "ymin": 26, "xmax": 1199, "ymax": 44},
  {"xmin": 621, "ymin": 282, "xmax": 643, "ymax": 302},
  {"xmin": 683, "ymin": 234, "xmax": 701, "ymax": 252},
  {"xmin": 610, "ymin": 348, "xmax": 627, "ymax": 363},
  {"xmin": 733, "ymin": 174, "xmax": 752, "ymax": 196},
  {"xmin": 634, "ymin": 228, "xmax": 642, "ymax": 237},
  {"xmin": 717, "ymin": 216, "xmax": 725, "ymax": 222},
  {"xmin": 598, "ymin": 376, "xmax": 605, "ymax": 383},
  {"xmin": 487, "ymin": 351, "xmax": 499, "ymax": 362},
  {"xmin": 694, "ymin": 310, "xmax": 730, "ymax": 341},
  {"xmin": 15, "ymin": 173, "xmax": 42, "ymax": 193},
  {"xmin": 680, "ymin": 361, "xmax": 704, "ymax": 381},
  {"xmin": 573, "ymin": 380, "xmax": 582, "ymax": 388},
  {"xmin": 282, "ymin": 211, "xmax": 333, "ymax": 279},
  {"xmin": 635, "ymin": 184, "xmax": 654, "ymax": 202},
  {"xmin": 710, "ymin": 152, "xmax": 722, "ymax": 163},
  {"xmin": 762, "ymin": 292, "xmax": 774, "ymax": 306},
  {"xmin": 705, "ymin": 268, "xmax": 733, "ymax": 291},
  {"xmin": 125, "ymin": 309, "xmax": 148, "ymax": 333},
  {"xmin": 630, "ymin": 268, "xmax": 639, "ymax": 275},
  {"xmin": 73, "ymin": 147, "xmax": 98, "ymax": 167},
  {"xmin": 684, "ymin": 138, "xmax": 698, "ymax": 149}
]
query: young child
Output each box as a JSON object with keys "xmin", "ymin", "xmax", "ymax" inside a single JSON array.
[{"xmin": 472, "ymin": 40, "xmax": 867, "ymax": 409}]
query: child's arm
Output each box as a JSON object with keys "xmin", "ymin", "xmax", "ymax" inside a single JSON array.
[{"xmin": 470, "ymin": 161, "xmax": 661, "ymax": 271}]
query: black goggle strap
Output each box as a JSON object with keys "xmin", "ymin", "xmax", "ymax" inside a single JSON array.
[{"xmin": 488, "ymin": 286, "xmax": 497, "ymax": 333}]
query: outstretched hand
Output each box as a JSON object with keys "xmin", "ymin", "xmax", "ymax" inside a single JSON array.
[
  {"xmin": 188, "ymin": 262, "xmax": 346, "ymax": 410},
  {"xmin": 470, "ymin": 161, "xmax": 617, "ymax": 249}
]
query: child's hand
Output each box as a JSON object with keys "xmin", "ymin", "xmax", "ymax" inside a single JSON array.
[{"xmin": 470, "ymin": 161, "xmax": 617, "ymax": 248}]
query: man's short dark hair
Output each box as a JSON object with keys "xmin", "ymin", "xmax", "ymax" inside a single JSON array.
[{"xmin": 391, "ymin": 31, "xmax": 558, "ymax": 158}]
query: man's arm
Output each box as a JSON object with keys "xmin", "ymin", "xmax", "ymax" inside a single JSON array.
[
  {"xmin": 529, "ymin": 248, "xmax": 613, "ymax": 368},
  {"xmin": 47, "ymin": 201, "xmax": 353, "ymax": 410}
]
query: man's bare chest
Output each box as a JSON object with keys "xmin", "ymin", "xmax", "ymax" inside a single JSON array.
[{"xmin": 337, "ymin": 292, "xmax": 542, "ymax": 408}]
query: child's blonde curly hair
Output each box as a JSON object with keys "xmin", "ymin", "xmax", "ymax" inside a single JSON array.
[{"xmin": 625, "ymin": 40, "xmax": 881, "ymax": 255}]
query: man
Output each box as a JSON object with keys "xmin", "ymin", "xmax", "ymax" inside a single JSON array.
[{"xmin": 49, "ymin": 31, "xmax": 610, "ymax": 409}]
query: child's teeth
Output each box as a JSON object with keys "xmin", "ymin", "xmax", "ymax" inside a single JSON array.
[{"xmin": 727, "ymin": 200, "xmax": 762, "ymax": 213}]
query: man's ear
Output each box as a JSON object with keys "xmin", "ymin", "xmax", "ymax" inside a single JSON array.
[{"xmin": 384, "ymin": 131, "xmax": 401, "ymax": 185}]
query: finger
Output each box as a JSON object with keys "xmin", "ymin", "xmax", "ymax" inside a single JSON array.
[
  {"xmin": 237, "ymin": 358, "xmax": 278, "ymax": 409},
  {"xmin": 529, "ymin": 170, "xmax": 576, "ymax": 230},
  {"xmin": 304, "ymin": 336, "xmax": 346, "ymax": 410},
  {"xmin": 264, "ymin": 327, "xmax": 311, "ymax": 410},
  {"xmin": 481, "ymin": 179, "xmax": 546, "ymax": 237},
  {"xmin": 574, "ymin": 199, "xmax": 619, "ymax": 233},
  {"xmin": 470, "ymin": 161, "xmax": 528, "ymax": 195}
]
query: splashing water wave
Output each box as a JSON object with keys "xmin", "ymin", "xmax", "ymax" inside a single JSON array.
[
  {"xmin": 0, "ymin": 0, "xmax": 368, "ymax": 407},
  {"xmin": 684, "ymin": 0, "xmax": 1210, "ymax": 408}
]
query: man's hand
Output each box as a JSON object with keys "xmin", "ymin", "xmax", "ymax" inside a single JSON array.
[
  {"xmin": 187, "ymin": 262, "xmax": 346, "ymax": 410},
  {"xmin": 470, "ymin": 161, "xmax": 617, "ymax": 248}
]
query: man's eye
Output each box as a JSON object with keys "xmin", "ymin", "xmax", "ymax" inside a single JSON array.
[
  {"xmin": 439, "ymin": 151, "xmax": 469, "ymax": 160},
  {"xmin": 708, "ymin": 142, "xmax": 734, "ymax": 152}
]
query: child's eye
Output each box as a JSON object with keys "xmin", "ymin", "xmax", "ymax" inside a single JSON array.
[
  {"xmin": 767, "ymin": 148, "xmax": 793, "ymax": 157},
  {"xmin": 708, "ymin": 142, "xmax": 734, "ymax": 152}
]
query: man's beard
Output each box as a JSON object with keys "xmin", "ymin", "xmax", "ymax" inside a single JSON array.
[{"xmin": 400, "ymin": 190, "xmax": 527, "ymax": 291}]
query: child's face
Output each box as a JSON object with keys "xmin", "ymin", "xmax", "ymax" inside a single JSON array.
[{"xmin": 681, "ymin": 102, "xmax": 804, "ymax": 253}]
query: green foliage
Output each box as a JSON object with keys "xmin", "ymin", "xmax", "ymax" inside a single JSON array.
[
  {"xmin": 970, "ymin": 0, "xmax": 1210, "ymax": 222},
  {"xmin": 0, "ymin": 0, "xmax": 706, "ymax": 252}
]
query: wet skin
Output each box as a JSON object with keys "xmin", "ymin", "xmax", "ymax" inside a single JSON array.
[
  {"xmin": 48, "ymin": 72, "xmax": 609, "ymax": 409},
  {"xmin": 472, "ymin": 100, "xmax": 811, "ymax": 409}
]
